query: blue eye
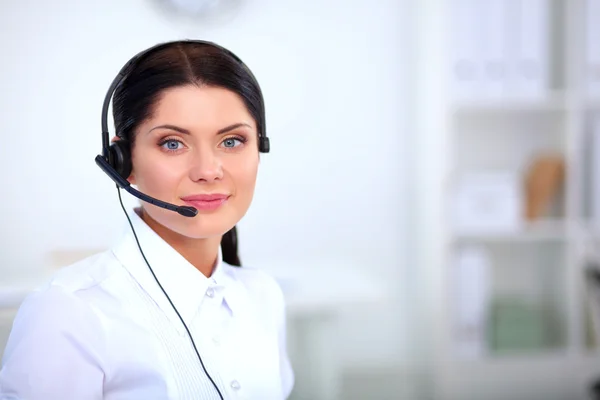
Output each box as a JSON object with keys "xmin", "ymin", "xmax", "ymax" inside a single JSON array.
[
  {"xmin": 161, "ymin": 139, "xmax": 183, "ymax": 151},
  {"xmin": 222, "ymin": 137, "xmax": 244, "ymax": 148}
]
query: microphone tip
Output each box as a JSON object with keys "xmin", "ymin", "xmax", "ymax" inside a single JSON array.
[{"xmin": 177, "ymin": 206, "xmax": 198, "ymax": 217}]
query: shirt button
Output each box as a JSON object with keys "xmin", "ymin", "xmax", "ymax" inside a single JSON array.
[
  {"xmin": 230, "ymin": 380, "xmax": 241, "ymax": 391},
  {"xmin": 206, "ymin": 288, "xmax": 215, "ymax": 298}
]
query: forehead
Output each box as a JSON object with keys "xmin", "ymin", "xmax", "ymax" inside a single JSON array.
[{"xmin": 149, "ymin": 85, "xmax": 255, "ymax": 129}]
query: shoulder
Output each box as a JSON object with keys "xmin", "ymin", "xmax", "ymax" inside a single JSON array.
[
  {"xmin": 46, "ymin": 249, "xmax": 117, "ymax": 293},
  {"xmin": 0, "ymin": 269, "xmax": 108, "ymax": 397},
  {"xmin": 8, "ymin": 250, "xmax": 120, "ymax": 337},
  {"xmin": 11, "ymin": 283, "xmax": 99, "ymax": 334},
  {"xmin": 11, "ymin": 249, "xmax": 118, "ymax": 331},
  {"xmin": 1, "ymin": 282, "xmax": 106, "ymax": 378}
]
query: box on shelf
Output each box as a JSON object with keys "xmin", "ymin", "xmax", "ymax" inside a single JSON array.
[
  {"xmin": 452, "ymin": 245, "xmax": 492, "ymax": 359},
  {"xmin": 524, "ymin": 154, "xmax": 565, "ymax": 221},
  {"xmin": 488, "ymin": 296, "xmax": 550, "ymax": 354},
  {"xmin": 451, "ymin": 171, "xmax": 524, "ymax": 235}
]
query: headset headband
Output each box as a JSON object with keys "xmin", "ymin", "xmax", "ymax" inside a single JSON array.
[{"xmin": 100, "ymin": 39, "xmax": 267, "ymax": 158}]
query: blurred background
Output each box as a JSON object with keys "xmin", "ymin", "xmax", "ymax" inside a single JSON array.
[{"xmin": 2, "ymin": 0, "xmax": 600, "ymax": 399}]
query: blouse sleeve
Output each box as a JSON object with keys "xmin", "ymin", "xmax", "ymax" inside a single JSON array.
[{"xmin": 0, "ymin": 285, "xmax": 105, "ymax": 400}]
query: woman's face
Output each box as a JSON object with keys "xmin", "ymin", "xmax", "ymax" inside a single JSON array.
[{"xmin": 128, "ymin": 84, "xmax": 259, "ymax": 239}]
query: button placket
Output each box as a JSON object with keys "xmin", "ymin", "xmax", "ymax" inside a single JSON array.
[{"xmin": 202, "ymin": 286, "xmax": 227, "ymax": 351}]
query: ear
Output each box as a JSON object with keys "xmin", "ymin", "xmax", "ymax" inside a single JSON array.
[{"xmin": 111, "ymin": 136, "xmax": 120, "ymax": 144}]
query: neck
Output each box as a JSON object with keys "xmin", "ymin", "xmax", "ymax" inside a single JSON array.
[{"xmin": 140, "ymin": 208, "xmax": 221, "ymax": 278}]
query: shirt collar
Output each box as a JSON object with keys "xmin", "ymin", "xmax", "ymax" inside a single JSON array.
[{"xmin": 110, "ymin": 207, "xmax": 242, "ymax": 327}]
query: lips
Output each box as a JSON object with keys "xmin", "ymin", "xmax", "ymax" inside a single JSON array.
[
  {"xmin": 181, "ymin": 194, "xmax": 229, "ymax": 202},
  {"xmin": 180, "ymin": 193, "xmax": 230, "ymax": 211}
]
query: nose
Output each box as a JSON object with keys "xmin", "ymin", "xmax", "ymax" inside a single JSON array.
[{"xmin": 189, "ymin": 147, "xmax": 223, "ymax": 182}]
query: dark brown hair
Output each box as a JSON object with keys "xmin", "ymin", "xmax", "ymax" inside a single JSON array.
[{"xmin": 112, "ymin": 41, "xmax": 266, "ymax": 267}]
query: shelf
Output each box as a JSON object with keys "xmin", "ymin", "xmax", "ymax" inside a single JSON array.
[
  {"xmin": 451, "ymin": 93, "xmax": 568, "ymax": 114},
  {"xmin": 431, "ymin": 0, "xmax": 600, "ymax": 398},
  {"xmin": 452, "ymin": 220, "xmax": 568, "ymax": 243}
]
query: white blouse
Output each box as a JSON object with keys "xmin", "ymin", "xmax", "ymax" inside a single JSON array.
[{"xmin": 0, "ymin": 208, "xmax": 294, "ymax": 400}]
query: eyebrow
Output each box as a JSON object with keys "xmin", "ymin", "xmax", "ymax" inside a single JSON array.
[{"xmin": 148, "ymin": 123, "xmax": 252, "ymax": 135}]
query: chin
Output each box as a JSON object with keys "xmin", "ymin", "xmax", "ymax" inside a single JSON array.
[
  {"xmin": 142, "ymin": 205, "xmax": 235, "ymax": 239},
  {"xmin": 181, "ymin": 224, "xmax": 233, "ymax": 240}
]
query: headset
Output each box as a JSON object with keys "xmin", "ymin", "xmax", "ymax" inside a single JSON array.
[
  {"xmin": 95, "ymin": 40, "xmax": 270, "ymax": 400},
  {"xmin": 95, "ymin": 39, "xmax": 270, "ymax": 217}
]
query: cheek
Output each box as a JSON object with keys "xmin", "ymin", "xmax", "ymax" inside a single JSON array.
[
  {"xmin": 133, "ymin": 154, "xmax": 184, "ymax": 195},
  {"xmin": 229, "ymin": 155, "xmax": 259, "ymax": 198}
]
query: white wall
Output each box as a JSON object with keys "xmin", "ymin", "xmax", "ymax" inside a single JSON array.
[{"xmin": 0, "ymin": 0, "xmax": 411, "ymax": 370}]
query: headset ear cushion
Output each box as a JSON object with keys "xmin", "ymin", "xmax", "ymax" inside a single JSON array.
[
  {"xmin": 108, "ymin": 140, "xmax": 132, "ymax": 180},
  {"xmin": 259, "ymin": 136, "xmax": 270, "ymax": 153}
]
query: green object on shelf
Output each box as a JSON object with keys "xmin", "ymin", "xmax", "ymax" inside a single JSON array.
[{"xmin": 489, "ymin": 298, "xmax": 547, "ymax": 353}]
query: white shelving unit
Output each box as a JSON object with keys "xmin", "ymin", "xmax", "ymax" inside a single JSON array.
[{"xmin": 412, "ymin": 1, "xmax": 600, "ymax": 399}]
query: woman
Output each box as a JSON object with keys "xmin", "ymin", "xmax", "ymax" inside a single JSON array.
[{"xmin": 0, "ymin": 40, "xmax": 294, "ymax": 399}]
